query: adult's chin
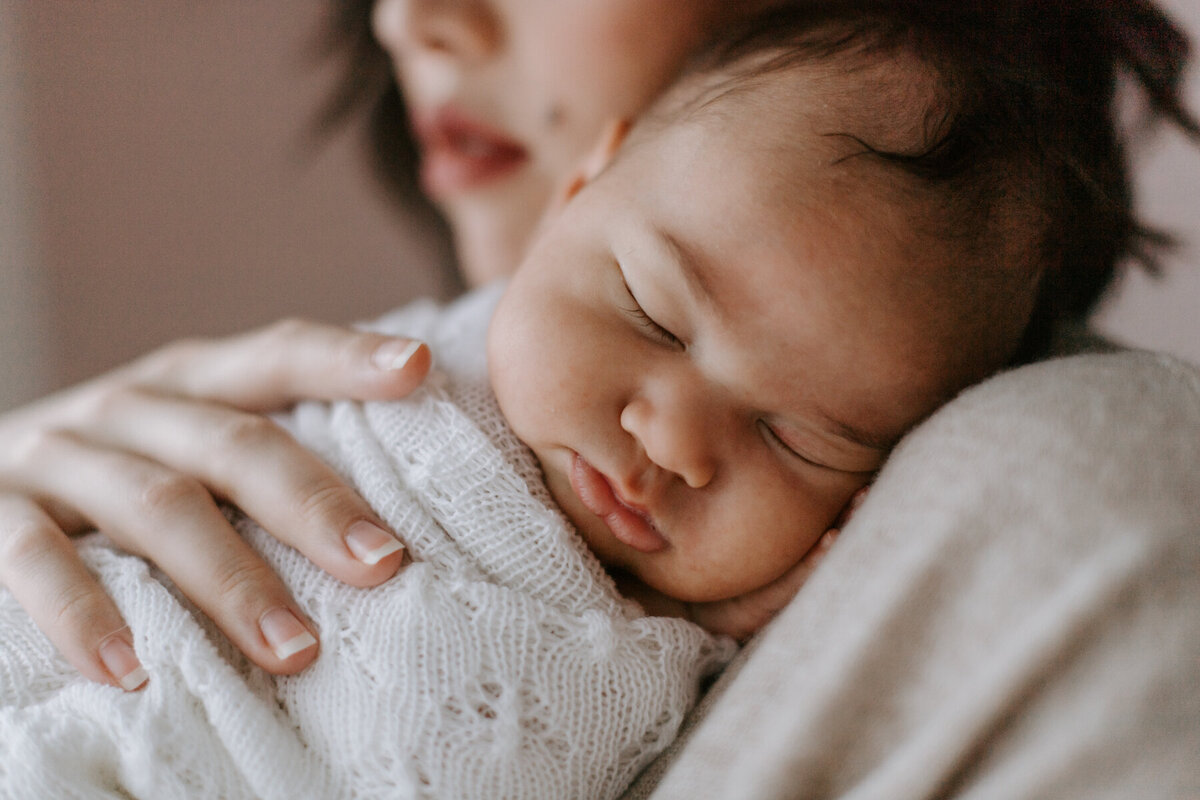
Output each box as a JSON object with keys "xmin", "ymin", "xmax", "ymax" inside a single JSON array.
[{"xmin": 442, "ymin": 177, "xmax": 556, "ymax": 287}]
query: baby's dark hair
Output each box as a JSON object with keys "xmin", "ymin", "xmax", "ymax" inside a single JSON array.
[
  {"xmin": 680, "ymin": 0, "xmax": 1199, "ymax": 358},
  {"xmin": 320, "ymin": 0, "xmax": 1197, "ymax": 356}
]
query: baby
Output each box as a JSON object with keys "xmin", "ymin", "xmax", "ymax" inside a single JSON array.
[
  {"xmin": 489, "ymin": 19, "xmax": 1049, "ymax": 622},
  {"xmin": 1, "ymin": 4, "xmax": 1192, "ymax": 799}
]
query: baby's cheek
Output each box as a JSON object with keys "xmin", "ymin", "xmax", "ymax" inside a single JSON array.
[
  {"xmin": 734, "ymin": 477, "xmax": 841, "ymax": 583},
  {"xmin": 487, "ymin": 297, "xmax": 549, "ymax": 425}
]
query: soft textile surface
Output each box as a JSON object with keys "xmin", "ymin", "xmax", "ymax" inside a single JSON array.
[
  {"xmin": 628, "ymin": 351, "xmax": 1200, "ymax": 799},
  {"xmin": 0, "ymin": 286, "xmax": 733, "ymax": 800}
]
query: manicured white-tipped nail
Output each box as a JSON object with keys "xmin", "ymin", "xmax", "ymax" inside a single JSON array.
[
  {"xmin": 118, "ymin": 665, "xmax": 150, "ymax": 691},
  {"xmin": 345, "ymin": 520, "xmax": 405, "ymax": 565},
  {"xmin": 99, "ymin": 636, "xmax": 148, "ymax": 692},
  {"xmin": 272, "ymin": 631, "xmax": 318, "ymax": 660},
  {"xmin": 354, "ymin": 538, "xmax": 404, "ymax": 566},
  {"xmin": 371, "ymin": 339, "xmax": 422, "ymax": 371},
  {"xmin": 260, "ymin": 607, "xmax": 318, "ymax": 660}
]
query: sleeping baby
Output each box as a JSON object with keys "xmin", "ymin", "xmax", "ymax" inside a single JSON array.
[{"xmin": 0, "ymin": 6, "xmax": 1144, "ymax": 798}]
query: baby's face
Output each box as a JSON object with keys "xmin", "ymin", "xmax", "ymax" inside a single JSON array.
[{"xmin": 488, "ymin": 63, "xmax": 1001, "ymax": 603}]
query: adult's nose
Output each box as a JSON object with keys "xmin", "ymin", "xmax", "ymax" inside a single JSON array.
[{"xmin": 372, "ymin": 0, "xmax": 500, "ymax": 65}]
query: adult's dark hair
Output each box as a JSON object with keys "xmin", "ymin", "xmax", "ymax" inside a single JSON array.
[
  {"xmin": 317, "ymin": 0, "xmax": 457, "ymax": 291},
  {"xmin": 318, "ymin": 0, "xmax": 422, "ymax": 206}
]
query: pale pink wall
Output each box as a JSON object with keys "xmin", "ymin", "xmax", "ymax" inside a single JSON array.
[
  {"xmin": 0, "ymin": 0, "xmax": 48, "ymax": 410},
  {"xmin": 11, "ymin": 1, "xmax": 452, "ymax": 405},
  {"xmin": 3, "ymin": 1, "xmax": 1199, "ymax": 412}
]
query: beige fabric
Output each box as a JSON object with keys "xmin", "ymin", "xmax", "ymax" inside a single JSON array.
[
  {"xmin": 620, "ymin": 629, "xmax": 761, "ymax": 799},
  {"xmin": 627, "ymin": 352, "xmax": 1200, "ymax": 799}
]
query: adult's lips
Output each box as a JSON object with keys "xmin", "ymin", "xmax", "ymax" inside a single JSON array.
[
  {"xmin": 411, "ymin": 106, "xmax": 529, "ymax": 196},
  {"xmin": 569, "ymin": 454, "xmax": 669, "ymax": 554}
]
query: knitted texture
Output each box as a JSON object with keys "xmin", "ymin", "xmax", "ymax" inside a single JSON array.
[{"xmin": 0, "ymin": 285, "xmax": 735, "ymax": 799}]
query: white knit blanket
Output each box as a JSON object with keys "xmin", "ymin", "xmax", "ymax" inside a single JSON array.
[{"xmin": 0, "ymin": 286, "xmax": 735, "ymax": 799}]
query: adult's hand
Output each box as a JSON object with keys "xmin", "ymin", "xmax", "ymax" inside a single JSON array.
[{"xmin": 0, "ymin": 318, "xmax": 431, "ymax": 690}]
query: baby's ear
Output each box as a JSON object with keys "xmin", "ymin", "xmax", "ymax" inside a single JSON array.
[
  {"xmin": 533, "ymin": 119, "xmax": 630, "ymax": 242},
  {"xmin": 557, "ymin": 118, "xmax": 632, "ymax": 206}
]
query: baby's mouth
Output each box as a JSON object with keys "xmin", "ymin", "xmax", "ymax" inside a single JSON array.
[{"xmin": 569, "ymin": 454, "xmax": 668, "ymax": 554}]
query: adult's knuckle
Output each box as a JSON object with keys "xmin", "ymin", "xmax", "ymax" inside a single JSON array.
[
  {"xmin": 136, "ymin": 471, "xmax": 207, "ymax": 518},
  {"xmin": 75, "ymin": 382, "xmax": 141, "ymax": 425},
  {"xmin": 293, "ymin": 478, "xmax": 362, "ymax": 527},
  {"xmin": 0, "ymin": 518, "xmax": 54, "ymax": 575},
  {"xmin": 212, "ymin": 557, "xmax": 276, "ymax": 607},
  {"xmin": 133, "ymin": 336, "xmax": 210, "ymax": 381},
  {"xmin": 214, "ymin": 412, "xmax": 285, "ymax": 454},
  {"xmin": 49, "ymin": 580, "xmax": 106, "ymax": 634},
  {"xmin": 262, "ymin": 317, "xmax": 313, "ymax": 347},
  {"xmin": 5, "ymin": 426, "xmax": 75, "ymax": 472},
  {"xmin": 245, "ymin": 319, "xmax": 315, "ymax": 385}
]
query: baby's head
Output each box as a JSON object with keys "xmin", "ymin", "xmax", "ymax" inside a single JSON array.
[{"xmin": 487, "ymin": 2, "xmax": 1196, "ymax": 604}]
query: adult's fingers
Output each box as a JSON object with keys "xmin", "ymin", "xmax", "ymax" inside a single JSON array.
[
  {"xmin": 11, "ymin": 431, "xmax": 323, "ymax": 676},
  {"xmin": 125, "ymin": 319, "xmax": 433, "ymax": 411},
  {"xmin": 72, "ymin": 386, "xmax": 405, "ymax": 589},
  {"xmin": 0, "ymin": 494, "xmax": 147, "ymax": 690}
]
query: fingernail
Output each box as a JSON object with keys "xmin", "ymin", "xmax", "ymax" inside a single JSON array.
[
  {"xmin": 260, "ymin": 607, "xmax": 318, "ymax": 660},
  {"xmin": 345, "ymin": 520, "xmax": 404, "ymax": 566},
  {"xmin": 371, "ymin": 339, "xmax": 422, "ymax": 371},
  {"xmin": 99, "ymin": 636, "xmax": 148, "ymax": 691}
]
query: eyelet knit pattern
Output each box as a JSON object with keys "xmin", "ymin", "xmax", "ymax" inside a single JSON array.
[{"xmin": 0, "ymin": 285, "xmax": 736, "ymax": 799}]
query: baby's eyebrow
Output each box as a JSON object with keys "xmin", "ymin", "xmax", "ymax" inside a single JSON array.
[{"xmin": 657, "ymin": 228, "xmax": 720, "ymax": 315}]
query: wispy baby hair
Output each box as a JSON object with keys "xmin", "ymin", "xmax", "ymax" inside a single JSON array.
[{"xmin": 691, "ymin": 0, "xmax": 1199, "ymax": 356}]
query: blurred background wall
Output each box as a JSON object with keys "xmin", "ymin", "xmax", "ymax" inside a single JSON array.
[
  {"xmin": 1, "ymin": 1, "xmax": 453, "ymax": 411},
  {"xmin": 1, "ymin": 0, "xmax": 1198, "ymax": 412}
]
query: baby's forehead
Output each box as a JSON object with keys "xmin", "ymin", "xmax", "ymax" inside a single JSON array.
[{"xmin": 682, "ymin": 65, "xmax": 1032, "ymax": 372}]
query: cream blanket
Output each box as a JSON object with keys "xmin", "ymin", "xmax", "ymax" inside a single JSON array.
[
  {"xmin": 0, "ymin": 286, "xmax": 734, "ymax": 799},
  {"xmin": 635, "ymin": 349, "xmax": 1200, "ymax": 799}
]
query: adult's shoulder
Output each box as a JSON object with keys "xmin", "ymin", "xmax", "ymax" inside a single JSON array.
[{"xmin": 632, "ymin": 349, "xmax": 1200, "ymax": 799}]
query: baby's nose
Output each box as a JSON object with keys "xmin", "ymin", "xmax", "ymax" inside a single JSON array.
[{"xmin": 619, "ymin": 395, "xmax": 716, "ymax": 490}]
